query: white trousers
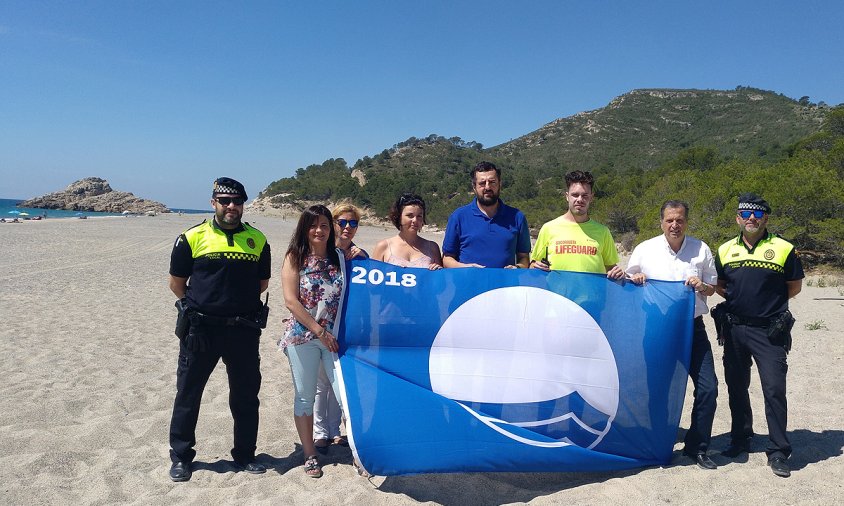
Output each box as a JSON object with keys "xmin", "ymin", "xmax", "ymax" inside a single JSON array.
[{"xmin": 313, "ymin": 362, "xmax": 342, "ymax": 439}]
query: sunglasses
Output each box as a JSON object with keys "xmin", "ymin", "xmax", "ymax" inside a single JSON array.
[
  {"xmin": 336, "ymin": 219, "xmax": 359, "ymax": 228},
  {"xmin": 215, "ymin": 197, "xmax": 245, "ymax": 206},
  {"xmin": 398, "ymin": 193, "xmax": 425, "ymax": 207},
  {"xmin": 738, "ymin": 210, "xmax": 765, "ymax": 220}
]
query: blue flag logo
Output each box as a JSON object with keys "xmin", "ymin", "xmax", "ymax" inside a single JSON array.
[
  {"xmin": 430, "ymin": 286, "xmax": 618, "ymax": 450},
  {"xmin": 335, "ymin": 259, "xmax": 694, "ymax": 476}
]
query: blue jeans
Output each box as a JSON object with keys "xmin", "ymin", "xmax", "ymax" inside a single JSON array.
[{"xmin": 285, "ymin": 339, "xmax": 341, "ymax": 416}]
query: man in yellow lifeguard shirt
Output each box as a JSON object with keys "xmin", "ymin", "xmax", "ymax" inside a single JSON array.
[{"xmin": 529, "ymin": 170, "xmax": 625, "ymax": 279}]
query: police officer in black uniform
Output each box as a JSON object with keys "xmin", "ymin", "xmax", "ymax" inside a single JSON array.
[
  {"xmin": 715, "ymin": 193, "xmax": 803, "ymax": 478},
  {"xmin": 168, "ymin": 177, "xmax": 271, "ymax": 482}
]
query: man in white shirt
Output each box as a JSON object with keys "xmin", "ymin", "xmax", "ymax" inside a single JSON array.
[{"xmin": 627, "ymin": 200, "xmax": 719, "ymax": 470}]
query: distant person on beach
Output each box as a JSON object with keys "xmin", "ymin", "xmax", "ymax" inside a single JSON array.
[
  {"xmin": 529, "ymin": 170, "xmax": 624, "ymax": 278},
  {"xmin": 442, "ymin": 161, "xmax": 530, "ymax": 269},
  {"xmin": 372, "ymin": 193, "xmax": 443, "ymax": 269},
  {"xmin": 280, "ymin": 205, "xmax": 345, "ymax": 478},
  {"xmin": 312, "ymin": 202, "xmax": 367, "ymax": 453},
  {"xmin": 167, "ymin": 177, "xmax": 271, "ymax": 482},
  {"xmin": 714, "ymin": 193, "xmax": 803, "ymax": 478},
  {"xmin": 626, "ymin": 200, "xmax": 719, "ymax": 470}
]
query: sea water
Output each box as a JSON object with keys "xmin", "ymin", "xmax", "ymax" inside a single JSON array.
[{"xmin": 0, "ymin": 198, "xmax": 206, "ymax": 219}]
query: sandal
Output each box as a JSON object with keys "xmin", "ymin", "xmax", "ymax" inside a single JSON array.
[
  {"xmin": 332, "ymin": 436, "xmax": 348, "ymax": 446},
  {"xmin": 304, "ymin": 455, "xmax": 323, "ymax": 478},
  {"xmin": 314, "ymin": 438, "xmax": 330, "ymax": 455},
  {"xmin": 314, "ymin": 438, "xmax": 330, "ymax": 448}
]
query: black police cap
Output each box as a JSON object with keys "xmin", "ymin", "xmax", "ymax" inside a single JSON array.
[
  {"xmin": 212, "ymin": 177, "xmax": 247, "ymax": 200},
  {"xmin": 737, "ymin": 193, "xmax": 771, "ymax": 214}
]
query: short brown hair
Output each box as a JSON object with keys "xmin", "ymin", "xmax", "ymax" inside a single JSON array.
[
  {"xmin": 471, "ymin": 161, "xmax": 500, "ymax": 182},
  {"xmin": 565, "ymin": 170, "xmax": 595, "ymax": 191},
  {"xmin": 660, "ymin": 200, "xmax": 689, "ymax": 220},
  {"xmin": 389, "ymin": 193, "xmax": 427, "ymax": 230}
]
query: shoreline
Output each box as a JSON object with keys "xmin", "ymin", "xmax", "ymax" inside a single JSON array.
[{"xmin": 8, "ymin": 211, "xmax": 840, "ymax": 276}]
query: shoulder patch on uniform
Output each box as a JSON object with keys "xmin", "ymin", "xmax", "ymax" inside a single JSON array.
[
  {"xmin": 247, "ymin": 238, "xmax": 256, "ymax": 249},
  {"xmin": 764, "ymin": 249, "xmax": 775, "ymax": 260}
]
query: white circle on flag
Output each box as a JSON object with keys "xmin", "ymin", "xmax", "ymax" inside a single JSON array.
[{"xmin": 429, "ymin": 286, "xmax": 619, "ymax": 443}]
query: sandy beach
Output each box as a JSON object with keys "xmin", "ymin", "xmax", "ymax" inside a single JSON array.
[{"xmin": 1, "ymin": 213, "xmax": 842, "ymax": 505}]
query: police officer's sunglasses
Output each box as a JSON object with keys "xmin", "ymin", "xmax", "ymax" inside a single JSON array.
[
  {"xmin": 738, "ymin": 210, "xmax": 765, "ymax": 220},
  {"xmin": 215, "ymin": 197, "xmax": 245, "ymax": 206},
  {"xmin": 335, "ymin": 219, "xmax": 359, "ymax": 228}
]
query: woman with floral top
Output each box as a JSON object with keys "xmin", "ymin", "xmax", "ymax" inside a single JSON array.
[{"xmin": 280, "ymin": 205, "xmax": 344, "ymax": 478}]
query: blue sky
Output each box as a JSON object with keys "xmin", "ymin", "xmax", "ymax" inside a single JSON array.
[{"xmin": 2, "ymin": 1, "xmax": 842, "ymax": 209}]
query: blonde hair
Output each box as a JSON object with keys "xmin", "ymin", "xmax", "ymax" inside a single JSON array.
[{"xmin": 331, "ymin": 200, "xmax": 362, "ymax": 221}]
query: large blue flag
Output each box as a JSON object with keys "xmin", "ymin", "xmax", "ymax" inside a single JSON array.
[{"xmin": 334, "ymin": 259, "xmax": 694, "ymax": 476}]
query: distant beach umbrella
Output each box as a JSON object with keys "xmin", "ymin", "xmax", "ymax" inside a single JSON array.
[
  {"xmin": 8, "ymin": 210, "xmax": 21, "ymax": 214},
  {"xmin": 19, "ymin": 212, "xmax": 29, "ymax": 216}
]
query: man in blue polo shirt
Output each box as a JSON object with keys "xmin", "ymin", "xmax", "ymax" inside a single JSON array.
[{"xmin": 442, "ymin": 161, "xmax": 531, "ymax": 269}]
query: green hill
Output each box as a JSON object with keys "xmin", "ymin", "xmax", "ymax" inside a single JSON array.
[
  {"xmin": 258, "ymin": 87, "xmax": 843, "ymax": 265},
  {"xmin": 493, "ymin": 87, "xmax": 824, "ymax": 172}
]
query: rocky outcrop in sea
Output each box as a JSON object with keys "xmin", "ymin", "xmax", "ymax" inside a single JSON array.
[{"xmin": 19, "ymin": 177, "xmax": 170, "ymax": 214}]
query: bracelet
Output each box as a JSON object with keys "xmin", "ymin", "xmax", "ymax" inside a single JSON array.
[{"xmin": 317, "ymin": 327, "xmax": 327, "ymax": 338}]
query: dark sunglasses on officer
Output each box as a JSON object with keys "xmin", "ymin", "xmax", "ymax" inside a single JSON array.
[
  {"xmin": 738, "ymin": 210, "xmax": 765, "ymax": 220},
  {"xmin": 215, "ymin": 196, "xmax": 245, "ymax": 206}
]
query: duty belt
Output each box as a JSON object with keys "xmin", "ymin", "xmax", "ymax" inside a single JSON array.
[
  {"xmin": 726, "ymin": 313, "xmax": 773, "ymax": 327},
  {"xmin": 194, "ymin": 311, "xmax": 241, "ymax": 326},
  {"xmin": 191, "ymin": 309, "xmax": 263, "ymax": 329},
  {"xmin": 187, "ymin": 293, "xmax": 269, "ymax": 330}
]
